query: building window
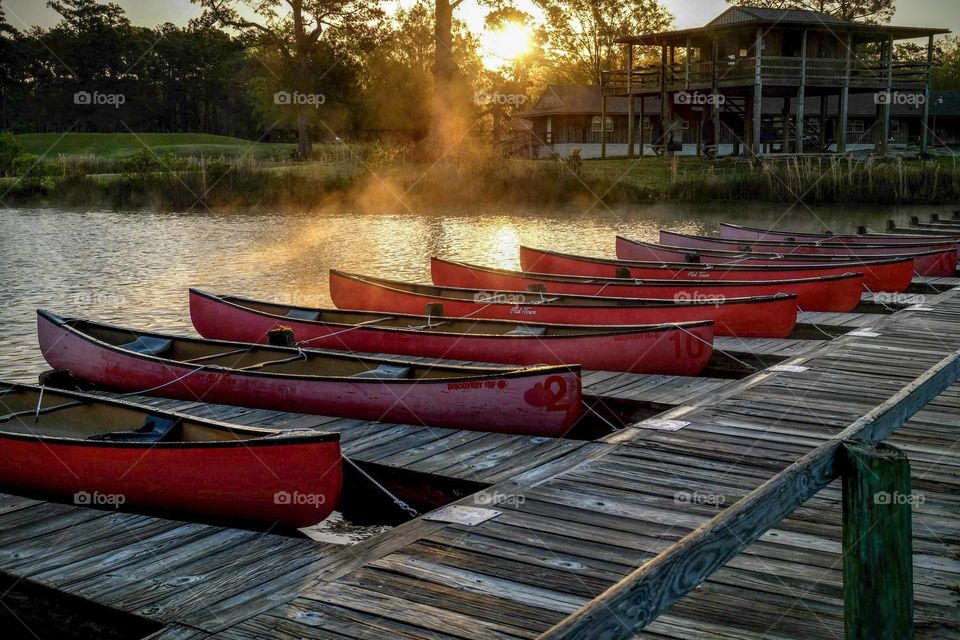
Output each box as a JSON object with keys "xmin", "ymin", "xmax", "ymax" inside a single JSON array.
[
  {"xmin": 805, "ymin": 119, "xmax": 820, "ymax": 133},
  {"xmin": 891, "ymin": 120, "xmax": 901, "ymax": 134},
  {"xmin": 591, "ymin": 116, "xmax": 613, "ymax": 132},
  {"xmin": 681, "ymin": 120, "xmax": 690, "ymax": 130},
  {"xmin": 850, "ymin": 120, "xmax": 865, "ymax": 134}
]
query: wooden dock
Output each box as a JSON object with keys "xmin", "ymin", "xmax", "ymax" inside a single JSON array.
[{"xmin": 1, "ymin": 281, "xmax": 959, "ymax": 639}]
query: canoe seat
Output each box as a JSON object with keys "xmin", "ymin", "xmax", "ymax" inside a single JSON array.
[
  {"xmin": 89, "ymin": 416, "xmax": 179, "ymax": 443},
  {"xmin": 286, "ymin": 309, "xmax": 321, "ymax": 321},
  {"xmin": 352, "ymin": 364, "xmax": 412, "ymax": 379},
  {"xmin": 506, "ymin": 325, "xmax": 546, "ymax": 336},
  {"xmin": 119, "ymin": 336, "xmax": 173, "ymax": 356}
]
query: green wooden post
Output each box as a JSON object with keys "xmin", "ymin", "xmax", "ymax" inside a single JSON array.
[{"xmin": 840, "ymin": 441, "xmax": 914, "ymax": 640}]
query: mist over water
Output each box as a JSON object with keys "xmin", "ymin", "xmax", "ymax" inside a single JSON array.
[{"xmin": 0, "ymin": 203, "xmax": 938, "ymax": 381}]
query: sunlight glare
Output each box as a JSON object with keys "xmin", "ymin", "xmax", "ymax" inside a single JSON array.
[{"xmin": 480, "ymin": 22, "xmax": 533, "ymax": 68}]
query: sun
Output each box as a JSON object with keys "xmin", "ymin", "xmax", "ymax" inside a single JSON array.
[{"xmin": 480, "ymin": 21, "xmax": 534, "ymax": 69}]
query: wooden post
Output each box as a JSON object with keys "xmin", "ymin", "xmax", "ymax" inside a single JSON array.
[
  {"xmin": 753, "ymin": 27, "xmax": 763, "ymax": 156},
  {"xmin": 661, "ymin": 44, "xmax": 670, "ymax": 156},
  {"xmin": 685, "ymin": 37, "xmax": 691, "ymax": 90},
  {"xmin": 797, "ymin": 29, "xmax": 808, "ymax": 154},
  {"xmin": 921, "ymin": 35, "xmax": 934, "ymax": 154},
  {"xmin": 881, "ymin": 36, "xmax": 894, "ymax": 155},
  {"xmin": 600, "ymin": 92, "xmax": 607, "ymax": 159},
  {"xmin": 640, "ymin": 96, "xmax": 646, "ymax": 157},
  {"xmin": 782, "ymin": 95, "xmax": 791, "ymax": 152},
  {"xmin": 627, "ymin": 45, "xmax": 635, "ymax": 159},
  {"xmin": 840, "ymin": 441, "xmax": 914, "ymax": 640},
  {"xmin": 839, "ymin": 33, "xmax": 853, "ymax": 154},
  {"xmin": 712, "ymin": 38, "xmax": 721, "ymax": 157}
]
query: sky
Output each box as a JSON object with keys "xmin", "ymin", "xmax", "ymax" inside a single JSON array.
[{"xmin": 3, "ymin": 0, "xmax": 959, "ymax": 42}]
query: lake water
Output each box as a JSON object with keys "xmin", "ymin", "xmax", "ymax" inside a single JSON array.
[{"xmin": 0, "ymin": 202, "xmax": 942, "ymax": 381}]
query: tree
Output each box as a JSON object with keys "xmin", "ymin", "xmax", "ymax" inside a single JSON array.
[
  {"xmin": 932, "ymin": 36, "xmax": 960, "ymax": 91},
  {"xmin": 360, "ymin": 1, "xmax": 480, "ymax": 139},
  {"xmin": 195, "ymin": 0, "xmax": 383, "ymax": 158},
  {"xmin": 0, "ymin": 8, "xmax": 17, "ymax": 129},
  {"xmin": 725, "ymin": 1, "xmax": 896, "ymax": 24},
  {"xmin": 534, "ymin": 0, "xmax": 673, "ymax": 85},
  {"xmin": 478, "ymin": 8, "xmax": 546, "ymax": 144}
]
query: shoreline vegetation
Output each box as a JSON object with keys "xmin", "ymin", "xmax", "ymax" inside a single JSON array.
[{"xmin": 3, "ymin": 133, "xmax": 960, "ymax": 211}]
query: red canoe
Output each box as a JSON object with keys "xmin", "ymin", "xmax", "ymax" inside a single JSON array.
[
  {"xmin": 430, "ymin": 257, "xmax": 864, "ymax": 313},
  {"xmin": 190, "ymin": 289, "xmax": 714, "ymax": 376},
  {"xmin": 653, "ymin": 230, "xmax": 957, "ymax": 277},
  {"xmin": 719, "ymin": 222, "xmax": 960, "ymax": 262},
  {"xmin": 615, "ymin": 237, "xmax": 952, "ymax": 283},
  {"xmin": 519, "ymin": 246, "xmax": 914, "ymax": 293},
  {"xmin": 0, "ymin": 381, "xmax": 341, "ymax": 528},
  {"xmin": 329, "ymin": 270, "xmax": 799, "ymax": 339},
  {"xmin": 37, "ymin": 311, "xmax": 583, "ymax": 437},
  {"xmin": 719, "ymin": 222, "xmax": 960, "ymax": 244}
]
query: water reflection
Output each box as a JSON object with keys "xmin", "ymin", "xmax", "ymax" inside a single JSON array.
[{"xmin": 0, "ymin": 203, "xmax": 937, "ymax": 381}]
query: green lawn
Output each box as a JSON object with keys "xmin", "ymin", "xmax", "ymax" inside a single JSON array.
[{"xmin": 15, "ymin": 132, "xmax": 293, "ymax": 160}]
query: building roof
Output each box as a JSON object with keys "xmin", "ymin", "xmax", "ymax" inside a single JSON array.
[
  {"xmin": 710, "ymin": 7, "xmax": 844, "ymax": 27},
  {"xmin": 617, "ymin": 6, "xmax": 949, "ymax": 46},
  {"xmin": 516, "ymin": 85, "xmax": 631, "ymax": 118}
]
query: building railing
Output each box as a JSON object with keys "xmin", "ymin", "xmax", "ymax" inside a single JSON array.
[
  {"xmin": 539, "ymin": 345, "xmax": 960, "ymax": 640},
  {"xmin": 603, "ymin": 56, "xmax": 930, "ymax": 93}
]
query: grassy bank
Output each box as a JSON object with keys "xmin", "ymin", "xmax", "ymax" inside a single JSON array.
[
  {"xmin": 16, "ymin": 132, "xmax": 292, "ymax": 160},
  {"xmin": 4, "ymin": 133, "xmax": 960, "ymax": 209}
]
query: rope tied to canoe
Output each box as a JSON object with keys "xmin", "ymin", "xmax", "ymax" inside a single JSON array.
[
  {"xmin": 341, "ymin": 454, "xmax": 419, "ymax": 520},
  {"xmin": 796, "ymin": 306, "xmax": 836, "ymax": 339},
  {"xmin": 671, "ymin": 323, "xmax": 758, "ymax": 372},
  {"xmin": 295, "ymin": 316, "xmax": 397, "ymax": 347},
  {"xmin": 861, "ymin": 282, "xmax": 897, "ymax": 313},
  {"xmin": 119, "ymin": 364, "xmax": 209, "ymax": 397},
  {"xmin": 912, "ymin": 269, "xmax": 942, "ymax": 292},
  {"xmin": 592, "ymin": 281, "xmax": 614, "ymax": 296}
]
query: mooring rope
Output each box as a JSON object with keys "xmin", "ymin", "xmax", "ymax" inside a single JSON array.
[
  {"xmin": 862, "ymin": 282, "xmax": 897, "ymax": 313},
  {"xmin": 295, "ymin": 316, "xmax": 395, "ymax": 346},
  {"xmin": 796, "ymin": 306, "xmax": 836, "ymax": 339},
  {"xmin": 119, "ymin": 364, "xmax": 209, "ymax": 397},
  {"xmin": 912, "ymin": 269, "xmax": 942, "ymax": 292},
  {"xmin": 341, "ymin": 454, "xmax": 419, "ymax": 519}
]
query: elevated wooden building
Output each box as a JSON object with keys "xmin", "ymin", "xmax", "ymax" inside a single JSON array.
[{"xmin": 603, "ymin": 6, "xmax": 949, "ymax": 157}]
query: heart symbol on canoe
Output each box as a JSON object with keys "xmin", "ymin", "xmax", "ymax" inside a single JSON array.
[{"xmin": 523, "ymin": 375, "xmax": 572, "ymax": 412}]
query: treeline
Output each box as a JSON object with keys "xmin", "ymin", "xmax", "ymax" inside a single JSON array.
[
  {"xmin": 0, "ymin": 0, "xmax": 677, "ymax": 149},
  {"xmin": 0, "ymin": 2, "xmax": 261, "ymax": 138},
  {"xmin": 2, "ymin": 0, "xmax": 958, "ymax": 152}
]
